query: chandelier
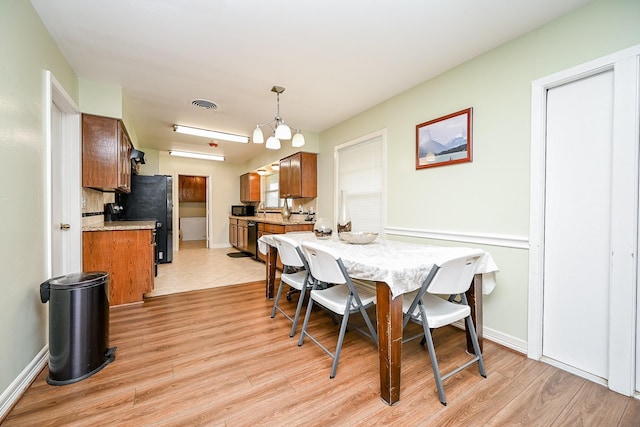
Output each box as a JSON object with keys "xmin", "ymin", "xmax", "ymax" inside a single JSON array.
[{"xmin": 252, "ymin": 86, "xmax": 305, "ymax": 150}]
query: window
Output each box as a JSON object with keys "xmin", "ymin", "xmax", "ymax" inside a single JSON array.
[
  {"xmin": 335, "ymin": 130, "xmax": 386, "ymax": 235},
  {"xmin": 263, "ymin": 172, "xmax": 282, "ymax": 208}
]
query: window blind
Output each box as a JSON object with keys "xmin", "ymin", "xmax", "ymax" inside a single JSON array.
[{"xmin": 336, "ymin": 133, "xmax": 384, "ymax": 235}]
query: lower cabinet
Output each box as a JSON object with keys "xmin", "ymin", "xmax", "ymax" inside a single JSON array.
[
  {"xmin": 237, "ymin": 219, "xmax": 248, "ymax": 251},
  {"xmin": 83, "ymin": 229, "xmax": 155, "ymax": 306},
  {"xmin": 256, "ymin": 223, "xmax": 314, "ymax": 264},
  {"xmin": 229, "ymin": 218, "xmax": 314, "ymax": 262},
  {"xmin": 229, "ymin": 218, "xmax": 238, "ymax": 247}
]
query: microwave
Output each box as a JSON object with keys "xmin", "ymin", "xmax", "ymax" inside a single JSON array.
[{"xmin": 231, "ymin": 205, "xmax": 255, "ymax": 216}]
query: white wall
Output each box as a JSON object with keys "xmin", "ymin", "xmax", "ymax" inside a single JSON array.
[
  {"xmin": 157, "ymin": 152, "xmax": 240, "ymax": 248},
  {"xmin": 317, "ymin": 0, "xmax": 640, "ymax": 348}
]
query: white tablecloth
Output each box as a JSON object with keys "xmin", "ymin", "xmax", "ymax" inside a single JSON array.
[{"xmin": 259, "ymin": 232, "xmax": 499, "ymax": 298}]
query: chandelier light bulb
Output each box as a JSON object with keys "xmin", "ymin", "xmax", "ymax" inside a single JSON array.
[
  {"xmin": 265, "ymin": 136, "xmax": 281, "ymax": 150},
  {"xmin": 275, "ymin": 121, "xmax": 292, "ymax": 140},
  {"xmin": 291, "ymin": 132, "xmax": 305, "ymax": 147},
  {"xmin": 252, "ymin": 126, "xmax": 264, "ymax": 144}
]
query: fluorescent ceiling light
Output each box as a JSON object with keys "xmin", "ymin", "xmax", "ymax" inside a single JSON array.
[
  {"xmin": 169, "ymin": 151, "xmax": 225, "ymax": 162},
  {"xmin": 173, "ymin": 125, "xmax": 249, "ymax": 143}
]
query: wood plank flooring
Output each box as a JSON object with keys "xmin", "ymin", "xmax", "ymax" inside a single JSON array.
[{"xmin": 4, "ymin": 281, "xmax": 640, "ymax": 426}]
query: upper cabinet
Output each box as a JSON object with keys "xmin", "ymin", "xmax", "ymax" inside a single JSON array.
[
  {"xmin": 240, "ymin": 172, "xmax": 260, "ymax": 202},
  {"xmin": 279, "ymin": 152, "xmax": 317, "ymax": 199},
  {"xmin": 179, "ymin": 175, "xmax": 206, "ymax": 202},
  {"xmin": 82, "ymin": 113, "xmax": 133, "ymax": 193}
]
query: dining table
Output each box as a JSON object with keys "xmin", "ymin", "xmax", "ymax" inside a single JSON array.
[{"xmin": 258, "ymin": 231, "xmax": 499, "ymax": 406}]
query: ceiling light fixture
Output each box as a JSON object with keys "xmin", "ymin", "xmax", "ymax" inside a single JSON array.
[
  {"xmin": 173, "ymin": 125, "xmax": 249, "ymax": 143},
  {"xmin": 256, "ymin": 169, "xmax": 268, "ymax": 176},
  {"xmin": 271, "ymin": 163, "xmax": 280, "ymax": 171},
  {"xmin": 169, "ymin": 151, "xmax": 225, "ymax": 162},
  {"xmin": 252, "ymin": 86, "xmax": 305, "ymax": 150}
]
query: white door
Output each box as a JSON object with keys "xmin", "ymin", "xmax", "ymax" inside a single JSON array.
[
  {"xmin": 47, "ymin": 71, "xmax": 81, "ymax": 277},
  {"xmin": 542, "ymin": 70, "xmax": 614, "ymax": 380},
  {"xmin": 50, "ymin": 102, "xmax": 66, "ymax": 276},
  {"xmin": 529, "ymin": 45, "xmax": 640, "ymax": 396}
]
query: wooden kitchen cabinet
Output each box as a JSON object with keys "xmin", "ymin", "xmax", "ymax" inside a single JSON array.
[
  {"xmin": 236, "ymin": 219, "xmax": 248, "ymax": 251},
  {"xmin": 82, "ymin": 113, "xmax": 133, "ymax": 193},
  {"xmin": 257, "ymin": 222, "xmax": 314, "ymax": 263},
  {"xmin": 179, "ymin": 175, "xmax": 206, "ymax": 202},
  {"xmin": 240, "ymin": 172, "xmax": 260, "ymax": 202},
  {"xmin": 279, "ymin": 152, "xmax": 317, "ymax": 199},
  {"xmin": 229, "ymin": 218, "xmax": 238, "ymax": 247},
  {"xmin": 83, "ymin": 229, "xmax": 155, "ymax": 306}
]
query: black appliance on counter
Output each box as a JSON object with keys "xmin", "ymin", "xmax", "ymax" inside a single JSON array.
[
  {"xmin": 231, "ymin": 204, "xmax": 255, "ymax": 216},
  {"xmin": 119, "ymin": 175, "xmax": 173, "ymax": 264},
  {"xmin": 104, "ymin": 203, "xmax": 123, "ymax": 221}
]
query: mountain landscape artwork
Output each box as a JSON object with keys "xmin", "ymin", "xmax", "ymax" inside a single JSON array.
[{"xmin": 416, "ymin": 108, "xmax": 472, "ymax": 169}]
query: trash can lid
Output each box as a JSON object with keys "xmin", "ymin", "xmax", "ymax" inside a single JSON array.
[{"xmin": 47, "ymin": 272, "xmax": 109, "ymax": 290}]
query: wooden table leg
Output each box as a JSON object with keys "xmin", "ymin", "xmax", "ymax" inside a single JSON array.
[
  {"xmin": 376, "ymin": 281, "xmax": 403, "ymax": 405},
  {"xmin": 265, "ymin": 245, "xmax": 277, "ymax": 299},
  {"xmin": 465, "ymin": 273, "xmax": 483, "ymax": 354}
]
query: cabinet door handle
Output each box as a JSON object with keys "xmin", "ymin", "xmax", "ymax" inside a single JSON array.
[{"xmin": 60, "ymin": 223, "xmax": 71, "ymax": 230}]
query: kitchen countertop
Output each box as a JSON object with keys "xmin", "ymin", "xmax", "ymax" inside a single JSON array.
[
  {"xmin": 229, "ymin": 215, "xmax": 315, "ymax": 226},
  {"xmin": 83, "ymin": 220, "xmax": 157, "ymax": 232}
]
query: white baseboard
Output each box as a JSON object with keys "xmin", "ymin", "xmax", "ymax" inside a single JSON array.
[
  {"xmin": 210, "ymin": 243, "xmax": 232, "ymax": 249},
  {"xmin": 451, "ymin": 320, "xmax": 527, "ymax": 354},
  {"xmin": 0, "ymin": 346, "xmax": 48, "ymax": 420},
  {"xmin": 483, "ymin": 326, "xmax": 527, "ymax": 354}
]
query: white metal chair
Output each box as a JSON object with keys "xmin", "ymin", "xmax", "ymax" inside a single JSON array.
[
  {"xmin": 270, "ymin": 235, "xmax": 312, "ymax": 337},
  {"xmin": 298, "ymin": 241, "xmax": 378, "ymax": 379},
  {"xmin": 402, "ymin": 254, "xmax": 486, "ymax": 406}
]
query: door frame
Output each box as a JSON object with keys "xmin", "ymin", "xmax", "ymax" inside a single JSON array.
[
  {"xmin": 44, "ymin": 70, "xmax": 81, "ymax": 276},
  {"xmin": 528, "ymin": 45, "xmax": 640, "ymax": 395}
]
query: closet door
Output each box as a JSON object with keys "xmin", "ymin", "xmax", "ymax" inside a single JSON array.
[
  {"xmin": 542, "ymin": 70, "xmax": 614, "ymax": 380},
  {"xmin": 531, "ymin": 46, "xmax": 640, "ymax": 395}
]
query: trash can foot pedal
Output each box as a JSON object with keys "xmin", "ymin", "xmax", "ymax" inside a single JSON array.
[{"xmin": 105, "ymin": 346, "xmax": 117, "ymax": 363}]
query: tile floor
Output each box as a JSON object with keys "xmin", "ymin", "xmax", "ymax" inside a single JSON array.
[{"xmin": 145, "ymin": 240, "xmax": 269, "ymax": 297}]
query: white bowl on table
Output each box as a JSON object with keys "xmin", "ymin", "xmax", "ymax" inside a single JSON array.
[{"xmin": 339, "ymin": 231, "xmax": 378, "ymax": 244}]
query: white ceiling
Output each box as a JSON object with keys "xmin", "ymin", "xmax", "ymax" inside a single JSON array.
[{"xmin": 31, "ymin": 0, "xmax": 592, "ymax": 164}]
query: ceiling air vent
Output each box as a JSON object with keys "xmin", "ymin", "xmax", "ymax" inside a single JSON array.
[{"xmin": 191, "ymin": 99, "xmax": 217, "ymax": 110}]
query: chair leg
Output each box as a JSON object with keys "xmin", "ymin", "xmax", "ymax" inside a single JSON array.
[
  {"xmin": 298, "ymin": 291, "xmax": 316, "ymax": 346},
  {"xmin": 420, "ymin": 305, "xmax": 447, "ymax": 406},
  {"xmin": 358, "ymin": 305, "xmax": 378, "ymax": 345},
  {"xmin": 465, "ymin": 316, "xmax": 487, "ymax": 377},
  {"xmin": 290, "ymin": 282, "xmax": 309, "ymax": 337},
  {"xmin": 330, "ymin": 305, "xmax": 351, "ymax": 379},
  {"xmin": 271, "ymin": 279, "xmax": 285, "ymax": 318}
]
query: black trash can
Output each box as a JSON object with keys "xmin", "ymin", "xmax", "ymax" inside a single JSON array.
[{"xmin": 40, "ymin": 272, "xmax": 116, "ymax": 386}]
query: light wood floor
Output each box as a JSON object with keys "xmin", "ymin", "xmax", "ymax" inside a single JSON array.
[{"xmin": 4, "ymin": 280, "xmax": 640, "ymax": 426}]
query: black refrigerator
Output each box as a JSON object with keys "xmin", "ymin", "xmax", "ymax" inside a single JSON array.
[{"xmin": 119, "ymin": 174, "xmax": 173, "ymax": 264}]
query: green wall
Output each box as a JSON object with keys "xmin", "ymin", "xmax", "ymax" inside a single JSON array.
[
  {"xmin": 317, "ymin": 0, "xmax": 640, "ymax": 345},
  {"xmin": 0, "ymin": 0, "xmax": 79, "ymax": 396}
]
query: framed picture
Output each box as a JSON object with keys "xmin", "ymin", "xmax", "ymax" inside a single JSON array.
[{"xmin": 416, "ymin": 108, "xmax": 472, "ymax": 169}]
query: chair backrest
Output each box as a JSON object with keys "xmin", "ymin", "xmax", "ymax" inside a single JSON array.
[
  {"xmin": 427, "ymin": 254, "xmax": 482, "ymax": 295},
  {"xmin": 272, "ymin": 235, "xmax": 305, "ymax": 269},
  {"xmin": 300, "ymin": 242, "xmax": 347, "ymax": 285}
]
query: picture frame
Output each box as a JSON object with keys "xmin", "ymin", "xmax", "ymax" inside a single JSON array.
[{"xmin": 416, "ymin": 108, "xmax": 472, "ymax": 169}]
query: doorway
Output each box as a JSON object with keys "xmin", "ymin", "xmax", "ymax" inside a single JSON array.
[
  {"xmin": 177, "ymin": 174, "xmax": 209, "ymax": 249},
  {"xmin": 529, "ymin": 46, "xmax": 640, "ymax": 396},
  {"xmin": 46, "ymin": 71, "xmax": 81, "ymax": 277}
]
